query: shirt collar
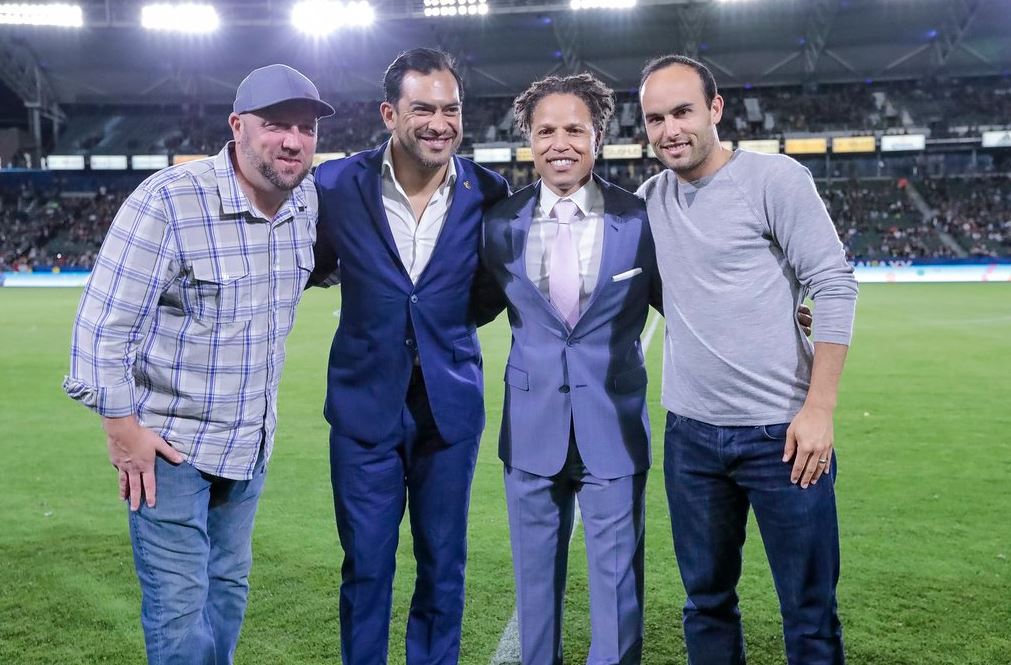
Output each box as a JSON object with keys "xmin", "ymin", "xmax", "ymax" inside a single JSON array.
[
  {"xmin": 537, "ymin": 176, "xmax": 601, "ymax": 219},
  {"xmin": 215, "ymin": 141, "xmax": 309, "ymax": 221},
  {"xmin": 382, "ymin": 140, "xmax": 458, "ymax": 196}
]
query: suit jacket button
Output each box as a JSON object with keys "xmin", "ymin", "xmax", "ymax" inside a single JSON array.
[
  {"xmin": 410, "ymin": 294, "xmax": 419, "ymax": 303},
  {"xmin": 559, "ymin": 385, "xmax": 570, "ymax": 393}
]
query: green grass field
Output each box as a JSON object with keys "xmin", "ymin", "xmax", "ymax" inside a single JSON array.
[{"xmin": 1, "ymin": 283, "xmax": 1009, "ymax": 664}]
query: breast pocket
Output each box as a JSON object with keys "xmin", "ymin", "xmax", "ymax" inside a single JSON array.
[{"xmin": 185, "ymin": 257, "xmax": 252, "ymax": 323}]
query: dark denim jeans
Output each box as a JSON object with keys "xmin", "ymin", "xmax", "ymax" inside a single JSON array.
[
  {"xmin": 664, "ymin": 412, "xmax": 844, "ymax": 665},
  {"xmin": 128, "ymin": 450, "xmax": 267, "ymax": 665}
]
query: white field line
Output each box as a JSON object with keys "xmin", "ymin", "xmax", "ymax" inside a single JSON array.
[
  {"xmin": 490, "ymin": 310, "xmax": 664, "ymax": 665},
  {"xmin": 641, "ymin": 310, "xmax": 662, "ymax": 353}
]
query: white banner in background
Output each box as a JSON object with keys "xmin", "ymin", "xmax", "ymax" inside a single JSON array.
[
  {"xmin": 853, "ymin": 264, "xmax": 1011, "ymax": 283},
  {"xmin": 4, "ymin": 265, "xmax": 1010, "ymax": 288},
  {"xmin": 981, "ymin": 130, "xmax": 1011, "ymax": 149},
  {"xmin": 880, "ymin": 134, "xmax": 926, "ymax": 152},
  {"xmin": 472, "ymin": 147, "xmax": 512, "ymax": 163}
]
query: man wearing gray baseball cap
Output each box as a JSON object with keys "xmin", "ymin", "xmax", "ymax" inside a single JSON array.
[{"xmin": 65, "ymin": 63, "xmax": 330, "ymax": 664}]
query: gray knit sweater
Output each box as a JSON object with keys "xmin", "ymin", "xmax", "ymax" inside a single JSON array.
[{"xmin": 638, "ymin": 149, "xmax": 858, "ymax": 426}]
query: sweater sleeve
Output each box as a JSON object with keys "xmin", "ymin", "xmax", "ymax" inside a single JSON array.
[{"xmin": 764, "ymin": 160, "xmax": 858, "ymax": 345}]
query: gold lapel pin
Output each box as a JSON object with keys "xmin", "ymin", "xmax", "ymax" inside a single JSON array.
[{"xmin": 463, "ymin": 180, "xmax": 472, "ymax": 190}]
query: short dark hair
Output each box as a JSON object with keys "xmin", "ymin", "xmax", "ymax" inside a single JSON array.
[
  {"xmin": 639, "ymin": 54, "xmax": 718, "ymax": 107},
  {"xmin": 513, "ymin": 73, "xmax": 615, "ymax": 153},
  {"xmin": 383, "ymin": 48, "xmax": 464, "ymax": 105}
]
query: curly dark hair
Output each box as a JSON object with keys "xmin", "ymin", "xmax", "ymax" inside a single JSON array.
[{"xmin": 513, "ymin": 73, "xmax": 615, "ymax": 154}]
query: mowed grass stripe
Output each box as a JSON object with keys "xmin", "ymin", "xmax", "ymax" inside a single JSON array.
[{"xmin": 0, "ymin": 284, "xmax": 1008, "ymax": 664}]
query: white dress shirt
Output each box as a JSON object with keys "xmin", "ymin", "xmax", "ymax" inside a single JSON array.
[
  {"xmin": 382, "ymin": 142, "xmax": 457, "ymax": 284},
  {"xmin": 525, "ymin": 178, "xmax": 605, "ymax": 313}
]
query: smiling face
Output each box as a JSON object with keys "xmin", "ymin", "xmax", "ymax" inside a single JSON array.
[
  {"xmin": 530, "ymin": 93, "xmax": 596, "ymax": 197},
  {"xmin": 640, "ymin": 64, "xmax": 726, "ymax": 181},
  {"xmin": 229, "ymin": 100, "xmax": 318, "ymax": 197},
  {"xmin": 381, "ymin": 68, "xmax": 462, "ymax": 172}
]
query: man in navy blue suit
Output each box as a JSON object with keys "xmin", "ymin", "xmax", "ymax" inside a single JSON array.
[
  {"xmin": 311, "ymin": 49, "xmax": 509, "ymax": 665},
  {"xmin": 478, "ymin": 74, "xmax": 662, "ymax": 664}
]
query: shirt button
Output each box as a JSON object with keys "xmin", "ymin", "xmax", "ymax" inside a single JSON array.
[
  {"xmin": 410, "ymin": 294, "xmax": 419, "ymax": 303},
  {"xmin": 405, "ymin": 338, "xmax": 415, "ymax": 347},
  {"xmin": 559, "ymin": 385, "xmax": 570, "ymax": 393}
]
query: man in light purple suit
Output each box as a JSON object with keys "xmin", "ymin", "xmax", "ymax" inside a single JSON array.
[{"xmin": 477, "ymin": 73, "xmax": 662, "ymax": 665}]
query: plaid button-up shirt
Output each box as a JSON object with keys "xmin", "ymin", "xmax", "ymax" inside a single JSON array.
[{"xmin": 64, "ymin": 142, "xmax": 317, "ymax": 479}]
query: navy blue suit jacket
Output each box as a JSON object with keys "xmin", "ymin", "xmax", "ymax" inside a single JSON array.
[
  {"xmin": 478, "ymin": 176, "xmax": 663, "ymax": 479},
  {"xmin": 312, "ymin": 143, "xmax": 510, "ymax": 444}
]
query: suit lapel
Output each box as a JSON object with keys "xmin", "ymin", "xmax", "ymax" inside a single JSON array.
[
  {"xmin": 507, "ymin": 184, "xmax": 539, "ymax": 279},
  {"xmin": 416, "ymin": 155, "xmax": 475, "ymax": 286},
  {"xmin": 354, "ymin": 144, "xmax": 411, "ymax": 281},
  {"xmin": 576, "ymin": 177, "xmax": 628, "ymax": 327},
  {"xmin": 509, "ymin": 184, "xmax": 566, "ymax": 324}
]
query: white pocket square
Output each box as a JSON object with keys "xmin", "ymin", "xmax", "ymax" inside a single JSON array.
[{"xmin": 611, "ymin": 268, "xmax": 643, "ymax": 282}]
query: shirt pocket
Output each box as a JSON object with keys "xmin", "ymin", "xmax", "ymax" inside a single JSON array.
[{"xmin": 185, "ymin": 256, "xmax": 252, "ymax": 323}]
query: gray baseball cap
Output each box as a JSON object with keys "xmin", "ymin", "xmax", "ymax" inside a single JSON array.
[{"xmin": 233, "ymin": 64, "xmax": 335, "ymax": 118}]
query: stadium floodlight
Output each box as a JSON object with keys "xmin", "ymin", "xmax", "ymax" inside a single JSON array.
[
  {"xmin": 422, "ymin": 0, "xmax": 488, "ymax": 18},
  {"xmin": 141, "ymin": 3, "xmax": 219, "ymax": 33},
  {"xmin": 0, "ymin": 3, "xmax": 83, "ymax": 27},
  {"xmin": 292, "ymin": 0, "xmax": 374, "ymax": 33},
  {"xmin": 570, "ymin": 0, "xmax": 636, "ymax": 9}
]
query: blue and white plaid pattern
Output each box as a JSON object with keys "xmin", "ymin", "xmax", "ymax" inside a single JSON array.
[{"xmin": 64, "ymin": 142, "xmax": 317, "ymax": 480}]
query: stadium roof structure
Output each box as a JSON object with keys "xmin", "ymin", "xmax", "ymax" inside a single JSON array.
[{"xmin": 0, "ymin": 0, "xmax": 1009, "ymax": 110}]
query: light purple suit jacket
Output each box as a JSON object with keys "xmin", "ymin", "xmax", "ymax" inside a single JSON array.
[{"xmin": 478, "ymin": 176, "xmax": 662, "ymax": 479}]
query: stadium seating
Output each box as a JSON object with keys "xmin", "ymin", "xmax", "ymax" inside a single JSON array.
[
  {"xmin": 4, "ymin": 171, "xmax": 1008, "ymax": 272},
  {"xmin": 0, "ymin": 185, "xmax": 126, "ymax": 272},
  {"xmin": 919, "ymin": 176, "xmax": 1011, "ymax": 258},
  {"xmin": 4, "ymin": 74, "xmax": 1010, "ymax": 271},
  {"xmin": 46, "ymin": 75, "xmax": 1011, "ymax": 158}
]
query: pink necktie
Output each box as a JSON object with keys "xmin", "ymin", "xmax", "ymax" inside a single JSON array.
[{"xmin": 549, "ymin": 199, "xmax": 581, "ymax": 328}]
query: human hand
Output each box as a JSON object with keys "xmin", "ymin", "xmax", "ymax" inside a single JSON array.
[
  {"xmin": 797, "ymin": 304, "xmax": 813, "ymax": 337},
  {"xmin": 102, "ymin": 416, "xmax": 185, "ymax": 510},
  {"xmin": 782, "ymin": 404, "xmax": 833, "ymax": 488}
]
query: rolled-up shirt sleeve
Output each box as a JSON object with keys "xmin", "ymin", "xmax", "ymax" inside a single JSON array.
[{"xmin": 63, "ymin": 185, "xmax": 178, "ymax": 417}]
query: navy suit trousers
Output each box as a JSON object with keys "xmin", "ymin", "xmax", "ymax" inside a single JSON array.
[{"xmin": 329, "ymin": 368, "xmax": 479, "ymax": 665}]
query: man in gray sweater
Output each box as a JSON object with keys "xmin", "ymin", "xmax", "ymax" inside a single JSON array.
[{"xmin": 637, "ymin": 55, "xmax": 857, "ymax": 665}]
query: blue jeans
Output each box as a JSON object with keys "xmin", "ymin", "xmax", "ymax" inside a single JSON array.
[
  {"xmin": 329, "ymin": 369, "xmax": 479, "ymax": 665},
  {"xmin": 664, "ymin": 412, "xmax": 844, "ymax": 665},
  {"xmin": 128, "ymin": 450, "xmax": 267, "ymax": 665}
]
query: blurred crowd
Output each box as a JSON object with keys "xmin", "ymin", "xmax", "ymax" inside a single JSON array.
[
  {"xmin": 821, "ymin": 180, "xmax": 955, "ymax": 261},
  {"xmin": 48, "ymin": 75, "xmax": 1011, "ymax": 157},
  {"xmin": 3, "ymin": 171, "xmax": 1008, "ymax": 272},
  {"xmin": 920, "ymin": 176, "xmax": 1011, "ymax": 258},
  {"xmin": 0, "ymin": 184, "xmax": 126, "ymax": 272}
]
